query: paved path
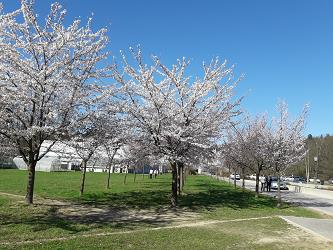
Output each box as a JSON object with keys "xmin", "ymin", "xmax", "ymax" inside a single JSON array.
[{"xmin": 281, "ymin": 216, "xmax": 333, "ymax": 241}]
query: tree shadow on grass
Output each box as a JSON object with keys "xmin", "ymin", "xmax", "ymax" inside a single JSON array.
[
  {"xmin": 0, "ymin": 204, "xmax": 175, "ymax": 239},
  {"xmin": 179, "ymin": 188, "xmax": 278, "ymax": 211},
  {"xmin": 77, "ymin": 179, "xmax": 280, "ymax": 212},
  {"xmin": 0, "ymin": 206, "xmax": 87, "ymax": 235},
  {"xmin": 179, "ymin": 177, "xmax": 283, "ymax": 211},
  {"xmin": 80, "ymin": 190, "xmax": 171, "ymax": 209}
]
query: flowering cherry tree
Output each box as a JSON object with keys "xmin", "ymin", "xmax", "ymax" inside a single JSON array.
[
  {"xmin": 267, "ymin": 101, "xmax": 308, "ymax": 206},
  {"xmin": 66, "ymin": 112, "xmax": 110, "ymax": 195},
  {"xmin": 224, "ymin": 131, "xmax": 252, "ymax": 190},
  {"xmin": 225, "ymin": 102, "xmax": 308, "ymax": 203},
  {"xmin": 100, "ymin": 114, "xmax": 130, "ymax": 189},
  {"xmin": 71, "ymin": 136, "xmax": 100, "ymax": 196},
  {"xmin": 112, "ymin": 47, "xmax": 242, "ymax": 206},
  {"xmin": 225, "ymin": 115, "xmax": 270, "ymax": 194},
  {"xmin": 0, "ymin": 1, "xmax": 109, "ymax": 204}
]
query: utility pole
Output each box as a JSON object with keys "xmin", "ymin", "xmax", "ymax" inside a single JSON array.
[
  {"xmin": 314, "ymin": 139, "xmax": 322, "ymax": 184},
  {"xmin": 305, "ymin": 149, "xmax": 310, "ymax": 183},
  {"xmin": 314, "ymin": 156, "xmax": 318, "ymax": 180}
]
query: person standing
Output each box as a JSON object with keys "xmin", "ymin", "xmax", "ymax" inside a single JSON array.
[
  {"xmin": 267, "ymin": 176, "xmax": 272, "ymax": 192},
  {"xmin": 260, "ymin": 177, "xmax": 266, "ymax": 192},
  {"xmin": 265, "ymin": 176, "xmax": 269, "ymax": 192},
  {"xmin": 149, "ymin": 169, "xmax": 153, "ymax": 179}
]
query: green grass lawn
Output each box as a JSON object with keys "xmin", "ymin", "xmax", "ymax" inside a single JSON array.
[
  {"xmin": 0, "ymin": 170, "xmax": 170, "ymax": 204},
  {"xmin": 0, "ymin": 170, "xmax": 330, "ymax": 249},
  {"xmin": 9, "ymin": 217, "xmax": 332, "ymax": 250}
]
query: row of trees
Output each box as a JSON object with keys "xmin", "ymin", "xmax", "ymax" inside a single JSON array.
[
  {"xmin": 0, "ymin": 1, "xmax": 308, "ymax": 207},
  {"xmin": 0, "ymin": 1, "xmax": 242, "ymax": 205},
  {"xmin": 223, "ymin": 102, "xmax": 308, "ymax": 206}
]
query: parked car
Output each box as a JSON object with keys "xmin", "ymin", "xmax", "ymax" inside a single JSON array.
[
  {"xmin": 285, "ymin": 176, "xmax": 295, "ymax": 182},
  {"xmin": 297, "ymin": 177, "xmax": 306, "ymax": 183},
  {"xmin": 309, "ymin": 178, "xmax": 321, "ymax": 184},
  {"xmin": 247, "ymin": 174, "xmax": 266, "ymax": 181},
  {"xmin": 285, "ymin": 176, "xmax": 305, "ymax": 183},
  {"xmin": 291, "ymin": 176, "xmax": 306, "ymax": 183},
  {"xmin": 270, "ymin": 177, "xmax": 289, "ymax": 190},
  {"xmin": 247, "ymin": 174, "xmax": 256, "ymax": 180},
  {"xmin": 230, "ymin": 174, "xmax": 240, "ymax": 180}
]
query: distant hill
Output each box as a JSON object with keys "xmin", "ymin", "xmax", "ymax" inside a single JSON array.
[{"xmin": 288, "ymin": 134, "xmax": 333, "ymax": 180}]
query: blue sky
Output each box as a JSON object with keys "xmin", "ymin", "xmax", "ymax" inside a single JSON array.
[{"xmin": 3, "ymin": 0, "xmax": 333, "ymax": 136}]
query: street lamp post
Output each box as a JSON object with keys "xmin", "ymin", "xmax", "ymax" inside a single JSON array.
[
  {"xmin": 314, "ymin": 156, "xmax": 319, "ymax": 185},
  {"xmin": 305, "ymin": 149, "xmax": 310, "ymax": 183}
]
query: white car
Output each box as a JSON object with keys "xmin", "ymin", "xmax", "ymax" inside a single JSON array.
[
  {"xmin": 248, "ymin": 174, "xmax": 256, "ymax": 180},
  {"xmin": 248, "ymin": 174, "xmax": 265, "ymax": 181},
  {"xmin": 285, "ymin": 176, "xmax": 294, "ymax": 182},
  {"xmin": 270, "ymin": 177, "xmax": 289, "ymax": 190},
  {"xmin": 230, "ymin": 174, "xmax": 240, "ymax": 180},
  {"xmin": 309, "ymin": 178, "xmax": 321, "ymax": 184}
]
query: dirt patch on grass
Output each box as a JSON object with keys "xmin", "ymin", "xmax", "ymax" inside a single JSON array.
[
  {"xmin": 0, "ymin": 191, "xmax": 70, "ymax": 206},
  {"xmin": 0, "ymin": 191, "xmax": 26, "ymax": 200},
  {"xmin": 0, "ymin": 191, "xmax": 200, "ymax": 224},
  {"xmin": 57, "ymin": 204, "xmax": 201, "ymax": 225},
  {"xmin": 60, "ymin": 205, "xmax": 199, "ymax": 226},
  {"xmin": 0, "ymin": 191, "xmax": 201, "ymax": 226}
]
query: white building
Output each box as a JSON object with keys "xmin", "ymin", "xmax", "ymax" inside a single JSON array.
[
  {"xmin": 13, "ymin": 141, "xmax": 169, "ymax": 174},
  {"xmin": 13, "ymin": 141, "xmax": 132, "ymax": 172},
  {"xmin": 13, "ymin": 141, "xmax": 82, "ymax": 172}
]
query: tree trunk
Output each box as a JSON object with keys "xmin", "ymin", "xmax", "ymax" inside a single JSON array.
[
  {"xmin": 25, "ymin": 160, "xmax": 37, "ymax": 204},
  {"xmin": 221, "ymin": 167, "xmax": 223, "ymax": 180},
  {"xmin": 80, "ymin": 160, "xmax": 87, "ymax": 196},
  {"xmin": 255, "ymin": 172, "xmax": 260, "ymax": 197},
  {"xmin": 178, "ymin": 162, "xmax": 184, "ymax": 192},
  {"xmin": 106, "ymin": 159, "xmax": 113, "ymax": 189},
  {"xmin": 277, "ymin": 172, "xmax": 281, "ymax": 207},
  {"xmin": 177, "ymin": 163, "xmax": 181, "ymax": 195},
  {"xmin": 181, "ymin": 165, "xmax": 185, "ymax": 188},
  {"xmin": 142, "ymin": 165, "xmax": 145, "ymax": 179},
  {"xmin": 106, "ymin": 164, "xmax": 112, "ymax": 189},
  {"xmin": 171, "ymin": 162, "xmax": 178, "ymax": 207},
  {"xmin": 234, "ymin": 171, "xmax": 237, "ymax": 189},
  {"xmin": 242, "ymin": 167, "xmax": 245, "ymax": 191},
  {"xmin": 106, "ymin": 150, "xmax": 117, "ymax": 189},
  {"xmin": 228, "ymin": 164, "xmax": 231, "ymax": 184},
  {"xmin": 134, "ymin": 166, "xmax": 136, "ymax": 183},
  {"xmin": 123, "ymin": 165, "xmax": 128, "ymax": 185}
]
